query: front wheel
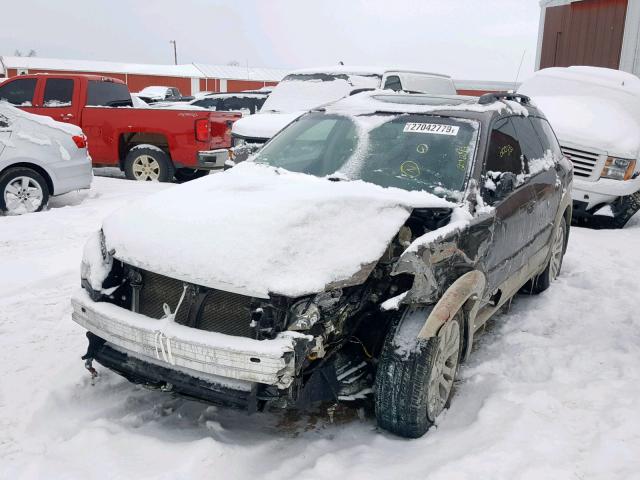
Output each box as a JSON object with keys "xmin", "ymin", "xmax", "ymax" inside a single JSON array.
[
  {"xmin": 375, "ymin": 310, "xmax": 462, "ymax": 438},
  {"xmin": 0, "ymin": 167, "xmax": 49, "ymax": 215},
  {"xmin": 124, "ymin": 146, "xmax": 175, "ymax": 182}
]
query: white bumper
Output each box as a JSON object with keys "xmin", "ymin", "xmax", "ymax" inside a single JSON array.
[
  {"xmin": 71, "ymin": 289, "xmax": 305, "ymax": 388},
  {"xmin": 572, "ymin": 176, "xmax": 640, "ymax": 209}
]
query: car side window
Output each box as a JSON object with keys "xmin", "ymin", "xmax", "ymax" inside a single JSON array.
[
  {"xmin": 532, "ymin": 117, "xmax": 562, "ymax": 159},
  {"xmin": 383, "ymin": 75, "xmax": 402, "ymax": 91},
  {"xmin": 511, "ymin": 116, "xmax": 543, "ymax": 169},
  {"xmin": 486, "ymin": 117, "xmax": 526, "ymax": 175},
  {"xmin": 0, "ymin": 78, "xmax": 37, "ymax": 106},
  {"xmin": 43, "ymin": 79, "xmax": 74, "ymax": 107}
]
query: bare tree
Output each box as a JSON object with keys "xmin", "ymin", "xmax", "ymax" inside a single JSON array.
[
  {"xmin": 227, "ymin": 60, "xmax": 240, "ymax": 66},
  {"xmin": 14, "ymin": 49, "xmax": 37, "ymax": 57}
]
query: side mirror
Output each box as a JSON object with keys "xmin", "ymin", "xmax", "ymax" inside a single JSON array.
[{"xmin": 495, "ymin": 172, "xmax": 517, "ymax": 198}]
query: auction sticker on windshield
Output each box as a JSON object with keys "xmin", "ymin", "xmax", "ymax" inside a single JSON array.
[{"xmin": 403, "ymin": 123, "xmax": 459, "ymax": 135}]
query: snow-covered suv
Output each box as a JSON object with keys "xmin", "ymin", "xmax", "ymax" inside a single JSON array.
[
  {"xmin": 71, "ymin": 91, "xmax": 572, "ymax": 438},
  {"xmin": 519, "ymin": 66, "xmax": 640, "ymax": 228}
]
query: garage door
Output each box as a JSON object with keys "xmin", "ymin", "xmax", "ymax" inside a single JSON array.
[{"xmin": 540, "ymin": 0, "xmax": 628, "ymax": 70}]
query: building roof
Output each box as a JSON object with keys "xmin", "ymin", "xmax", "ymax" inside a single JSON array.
[{"xmin": 0, "ymin": 56, "xmax": 288, "ymax": 82}]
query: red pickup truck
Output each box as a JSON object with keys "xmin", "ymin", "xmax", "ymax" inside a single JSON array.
[{"xmin": 0, "ymin": 74, "xmax": 239, "ymax": 182}]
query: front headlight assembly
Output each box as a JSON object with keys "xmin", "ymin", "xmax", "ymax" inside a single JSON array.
[
  {"xmin": 601, "ymin": 157, "xmax": 637, "ymax": 180},
  {"xmin": 287, "ymin": 299, "xmax": 321, "ymax": 331}
]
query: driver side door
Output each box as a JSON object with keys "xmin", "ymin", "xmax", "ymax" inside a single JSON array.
[{"xmin": 482, "ymin": 117, "xmax": 537, "ymax": 295}]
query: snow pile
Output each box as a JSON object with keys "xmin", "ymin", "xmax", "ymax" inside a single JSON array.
[
  {"xmin": 518, "ymin": 66, "xmax": 640, "ymax": 158},
  {"xmin": 230, "ymin": 111, "xmax": 301, "ymax": 139},
  {"xmin": 100, "ymin": 162, "xmax": 457, "ymax": 298}
]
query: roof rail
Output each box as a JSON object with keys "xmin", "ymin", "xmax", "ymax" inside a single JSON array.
[{"xmin": 478, "ymin": 92, "xmax": 531, "ymax": 105}]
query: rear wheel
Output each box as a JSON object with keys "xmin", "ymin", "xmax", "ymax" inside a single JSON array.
[
  {"xmin": 526, "ymin": 218, "xmax": 567, "ymax": 294},
  {"xmin": 375, "ymin": 310, "xmax": 462, "ymax": 438},
  {"xmin": 0, "ymin": 167, "xmax": 49, "ymax": 215},
  {"xmin": 124, "ymin": 146, "xmax": 174, "ymax": 182},
  {"xmin": 174, "ymin": 168, "xmax": 209, "ymax": 183}
]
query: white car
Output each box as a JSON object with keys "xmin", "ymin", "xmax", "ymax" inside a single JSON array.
[
  {"xmin": 231, "ymin": 67, "xmax": 457, "ymax": 153},
  {"xmin": 0, "ymin": 102, "xmax": 92, "ymax": 215},
  {"xmin": 519, "ymin": 66, "xmax": 640, "ymax": 227}
]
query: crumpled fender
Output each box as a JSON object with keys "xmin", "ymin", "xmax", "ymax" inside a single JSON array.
[{"xmin": 417, "ymin": 270, "xmax": 485, "ymax": 359}]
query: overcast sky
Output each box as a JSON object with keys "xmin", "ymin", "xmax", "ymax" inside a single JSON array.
[{"xmin": 1, "ymin": 0, "xmax": 542, "ymax": 81}]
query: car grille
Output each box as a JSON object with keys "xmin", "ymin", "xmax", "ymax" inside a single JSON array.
[
  {"xmin": 560, "ymin": 145, "xmax": 600, "ymax": 179},
  {"xmin": 136, "ymin": 268, "xmax": 253, "ymax": 338}
]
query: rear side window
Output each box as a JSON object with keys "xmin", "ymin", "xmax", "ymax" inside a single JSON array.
[
  {"xmin": 87, "ymin": 81, "xmax": 132, "ymax": 107},
  {"xmin": 383, "ymin": 75, "xmax": 402, "ymax": 91},
  {"xmin": 532, "ymin": 117, "xmax": 562, "ymax": 159},
  {"xmin": 0, "ymin": 78, "xmax": 37, "ymax": 106},
  {"xmin": 486, "ymin": 117, "xmax": 525, "ymax": 175},
  {"xmin": 511, "ymin": 116, "xmax": 544, "ymax": 165},
  {"xmin": 43, "ymin": 79, "xmax": 74, "ymax": 107}
]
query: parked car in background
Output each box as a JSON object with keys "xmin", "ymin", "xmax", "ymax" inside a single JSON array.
[
  {"xmin": 72, "ymin": 91, "xmax": 571, "ymax": 438},
  {"xmin": 519, "ymin": 66, "xmax": 640, "ymax": 228},
  {"xmin": 0, "ymin": 102, "xmax": 91, "ymax": 215},
  {"xmin": 0, "ymin": 74, "xmax": 240, "ymax": 182},
  {"xmin": 136, "ymin": 86, "xmax": 193, "ymax": 103},
  {"xmin": 189, "ymin": 91, "xmax": 269, "ymax": 115},
  {"xmin": 230, "ymin": 66, "xmax": 458, "ymax": 159}
]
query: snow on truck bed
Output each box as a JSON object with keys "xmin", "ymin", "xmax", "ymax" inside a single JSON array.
[{"xmin": 2, "ymin": 177, "xmax": 640, "ymax": 479}]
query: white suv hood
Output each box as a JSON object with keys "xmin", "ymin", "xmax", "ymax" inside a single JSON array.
[
  {"xmin": 100, "ymin": 163, "xmax": 454, "ymax": 298},
  {"xmin": 231, "ymin": 111, "xmax": 303, "ymax": 140}
]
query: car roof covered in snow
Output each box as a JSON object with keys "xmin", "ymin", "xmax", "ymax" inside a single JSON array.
[
  {"xmin": 288, "ymin": 65, "xmax": 451, "ymax": 78},
  {"xmin": 320, "ymin": 90, "xmax": 533, "ymax": 118}
]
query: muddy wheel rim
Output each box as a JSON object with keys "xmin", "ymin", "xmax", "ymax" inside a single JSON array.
[
  {"xmin": 132, "ymin": 155, "xmax": 161, "ymax": 181},
  {"xmin": 549, "ymin": 222, "xmax": 565, "ymax": 281},
  {"xmin": 427, "ymin": 318, "xmax": 460, "ymax": 421},
  {"xmin": 3, "ymin": 176, "xmax": 44, "ymax": 215}
]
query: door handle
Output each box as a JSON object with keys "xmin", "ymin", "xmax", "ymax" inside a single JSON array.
[
  {"xmin": 525, "ymin": 201, "xmax": 535, "ymax": 214},
  {"xmin": 60, "ymin": 113, "xmax": 74, "ymax": 120}
]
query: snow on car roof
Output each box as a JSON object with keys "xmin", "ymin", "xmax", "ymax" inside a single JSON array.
[
  {"xmin": 289, "ymin": 65, "xmax": 451, "ymax": 78},
  {"xmin": 0, "ymin": 101, "xmax": 82, "ymax": 136},
  {"xmin": 323, "ymin": 90, "xmax": 528, "ymax": 116}
]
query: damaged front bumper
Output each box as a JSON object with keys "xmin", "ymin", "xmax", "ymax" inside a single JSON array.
[{"xmin": 71, "ymin": 289, "xmax": 310, "ymax": 392}]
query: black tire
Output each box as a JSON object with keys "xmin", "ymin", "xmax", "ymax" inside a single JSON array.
[
  {"xmin": 611, "ymin": 191, "xmax": 640, "ymax": 229},
  {"xmin": 525, "ymin": 218, "xmax": 567, "ymax": 294},
  {"xmin": 124, "ymin": 146, "xmax": 175, "ymax": 182},
  {"xmin": 174, "ymin": 168, "xmax": 209, "ymax": 183},
  {"xmin": 375, "ymin": 309, "xmax": 463, "ymax": 438},
  {"xmin": 0, "ymin": 167, "xmax": 50, "ymax": 215}
]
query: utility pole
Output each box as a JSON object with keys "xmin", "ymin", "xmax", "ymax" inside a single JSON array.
[{"xmin": 170, "ymin": 40, "xmax": 177, "ymax": 65}]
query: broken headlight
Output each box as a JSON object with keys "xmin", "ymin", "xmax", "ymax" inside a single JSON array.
[
  {"xmin": 287, "ymin": 299, "xmax": 321, "ymax": 331},
  {"xmin": 601, "ymin": 157, "xmax": 636, "ymax": 180}
]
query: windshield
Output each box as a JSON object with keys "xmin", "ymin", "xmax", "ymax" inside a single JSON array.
[
  {"xmin": 260, "ymin": 73, "xmax": 381, "ymax": 113},
  {"xmin": 253, "ymin": 113, "xmax": 479, "ymax": 198}
]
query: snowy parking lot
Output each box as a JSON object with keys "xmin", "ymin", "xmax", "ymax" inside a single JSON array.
[{"xmin": 1, "ymin": 175, "xmax": 640, "ymax": 480}]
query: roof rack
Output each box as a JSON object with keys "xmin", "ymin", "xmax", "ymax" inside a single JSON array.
[{"xmin": 477, "ymin": 92, "xmax": 531, "ymax": 105}]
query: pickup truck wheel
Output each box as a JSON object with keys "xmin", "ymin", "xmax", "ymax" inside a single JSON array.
[
  {"xmin": 375, "ymin": 310, "xmax": 462, "ymax": 438},
  {"xmin": 525, "ymin": 218, "xmax": 567, "ymax": 294},
  {"xmin": 124, "ymin": 147, "xmax": 175, "ymax": 182},
  {"xmin": 0, "ymin": 167, "xmax": 49, "ymax": 215},
  {"xmin": 174, "ymin": 168, "xmax": 209, "ymax": 183}
]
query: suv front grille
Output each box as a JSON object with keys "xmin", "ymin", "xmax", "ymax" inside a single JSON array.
[
  {"xmin": 560, "ymin": 145, "xmax": 600, "ymax": 179},
  {"xmin": 135, "ymin": 267, "xmax": 253, "ymax": 338}
]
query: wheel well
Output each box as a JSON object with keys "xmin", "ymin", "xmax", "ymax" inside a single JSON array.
[
  {"xmin": 118, "ymin": 132, "xmax": 170, "ymax": 169},
  {"xmin": 0, "ymin": 163, "xmax": 54, "ymax": 195}
]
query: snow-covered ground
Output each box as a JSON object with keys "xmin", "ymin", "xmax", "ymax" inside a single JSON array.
[{"xmin": 1, "ymin": 176, "xmax": 639, "ymax": 480}]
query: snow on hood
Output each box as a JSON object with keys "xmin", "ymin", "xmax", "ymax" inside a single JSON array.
[
  {"xmin": 231, "ymin": 111, "xmax": 303, "ymax": 139},
  {"xmin": 529, "ymin": 95, "xmax": 640, "ymax": 158},
  {"xmin": 100, "ymin": 162, "xmax": 456, "ymax": 298},
  {"xmin": 0, "ymin": 101, "xmax": 82, "ymax": 137},
  {"xmin": 518, "ymin": 67, "xmax": 640, "ymax": 158}
]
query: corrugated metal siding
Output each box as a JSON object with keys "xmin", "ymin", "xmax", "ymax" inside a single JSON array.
[
  {"xmin": 126, "ymin": 75, "xmax": 192, "ymax": 95},
  {"xmin": 540, "ymin": 0, "xmax": 628, "ymax": 69}
]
